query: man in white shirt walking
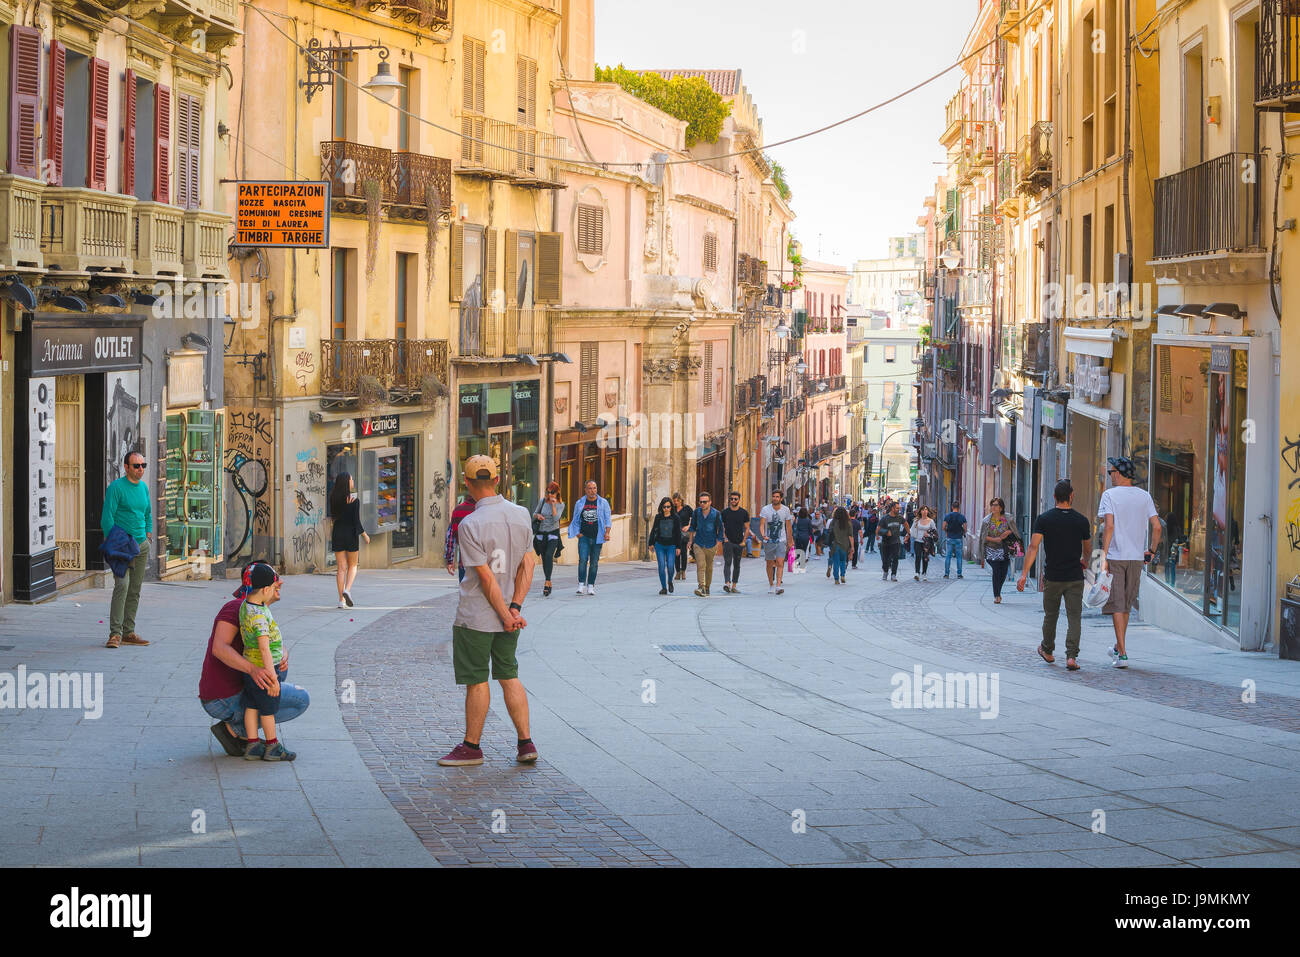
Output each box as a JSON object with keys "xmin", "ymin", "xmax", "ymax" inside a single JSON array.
[
  {"xmin": 1098, "ymin": 456, "xmax": 1161, "ymax": 669},
  {"xmin": 758, "ymin": 489, "xmax": 793, "ymax": 596}
]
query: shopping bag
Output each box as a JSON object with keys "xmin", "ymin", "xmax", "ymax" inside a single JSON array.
[
  {"xmin": 1082, "ymin": 569, "xmax": 1113, "ymax": 609},
  {"xmin": 787, "ymin": 548, "xmax": 796, "ymax": 572}
]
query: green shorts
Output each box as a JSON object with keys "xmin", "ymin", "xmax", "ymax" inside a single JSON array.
[{"xmin": 452, "ymin": 624, "xmax": 520, "ymax": 685}]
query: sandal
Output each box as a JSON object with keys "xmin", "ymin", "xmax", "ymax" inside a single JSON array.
[
  {"xmin": 105, "ymin": 634, "xmax": 121, "ymax": 649},
  {"xmin": 543, "ymin": 584, "xmax": 552, "ymax": 597}
]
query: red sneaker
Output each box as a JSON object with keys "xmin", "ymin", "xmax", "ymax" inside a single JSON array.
[
  {"xmin": 437, "ymin": 743, "xmax": 484, "ymax": 766},
  {"xmin": 517, "ymin": 742, "xmax": 539, "ymax": 763}
]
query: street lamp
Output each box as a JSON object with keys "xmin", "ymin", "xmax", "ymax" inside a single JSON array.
[
  {"xmin": 302, "ymin": 39, "xmax": 405, "ymax": 103},
  {"xmin": 941, "ymin": 245, "xmax": 962, "ymax": 271}
]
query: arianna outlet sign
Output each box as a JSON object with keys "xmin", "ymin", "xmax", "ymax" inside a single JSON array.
[{"xmin": 31, "ymin": 319, "xmax": 144, "ymax": 376}]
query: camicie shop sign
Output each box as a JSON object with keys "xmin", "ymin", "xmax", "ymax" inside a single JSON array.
[{"xmin": 234, "ymin": 181, "xmax": 330, "ymax": 248}]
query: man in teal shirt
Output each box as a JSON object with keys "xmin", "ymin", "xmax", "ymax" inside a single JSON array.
[{"xmin": 103, "ymin": 451, "xmax": 153, "ymax": 649}]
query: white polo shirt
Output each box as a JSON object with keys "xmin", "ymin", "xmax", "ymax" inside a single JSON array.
[{"xmin": 454, "ymin": 494, "xmax": 534, "ymax": 632}]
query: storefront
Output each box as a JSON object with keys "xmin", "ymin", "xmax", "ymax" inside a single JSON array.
[
  {"xmin": 162, "ymin": 348, "xmax": 224, "ymax": 576},
  {"xmin": 1146, "ymin": 337, "xmax": 1270, "ymax": 646},
  {"xmin": 323, "ymin": 412, "xmax": 423, "ymax": 567},
  {"xmin": 457, "ymin": 378, "xmax": 541, "ymax": 506},
  {"xmin": 13, "ymin": 314, "xmax": 145, "ymax": 601},
  {"xmin": 1064, "ymin": 327, "xmax": 1124, "ymax": 532}
]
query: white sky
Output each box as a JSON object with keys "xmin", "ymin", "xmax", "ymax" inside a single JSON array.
[{"xmin": 594, "ymin": 0, "xmax": 977, "ymax": 266}]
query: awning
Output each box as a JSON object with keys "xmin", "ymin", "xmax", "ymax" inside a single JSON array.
[{"xmin": 1064, "ymin": 326, "xmax": 1122, "ymax": 359}]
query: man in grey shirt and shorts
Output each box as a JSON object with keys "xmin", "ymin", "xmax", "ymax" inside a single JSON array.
[
  {"xmin": 438, "ymin": 454, "xmax": 539, "ymax": 766},
  {"xmin": 759, "ymin": 489, "xmax": 793, "ymax": 596}
]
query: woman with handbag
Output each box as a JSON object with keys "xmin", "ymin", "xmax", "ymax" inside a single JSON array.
[
  {"xmin": 979, "ymin": 497, "xmax": 1022, "ymax": 604},
  {"xmin": 533, "ymin": 481, "xmax": 565, "ymax": 597},
  {"xmin": 910, "ymin": 506, "xmax": 939, "ymax": 581}
]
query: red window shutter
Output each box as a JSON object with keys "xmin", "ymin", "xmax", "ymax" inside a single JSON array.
[
  {"xmin": 122, "ymin": 69, "xmax": 137, "ymax": 196},
  {"xmin": 48, "ymin": 40, "xmax": 66, "ymax": 185},
  {"xmin": 87, "ymin": 57, "xmax": 109, "ymax": 190},
  {"xmin": 154, "ymin": 84, "xmax": 171, "ymax": 203},
  {"xmin": 8, "ymin": 25, "xmax": 41, "ymax": 179}
]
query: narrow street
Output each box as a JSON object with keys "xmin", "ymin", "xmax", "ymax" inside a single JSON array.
[{"xmin": 4, "ymin": 552, "xmax": 1299, "ymax": 868}]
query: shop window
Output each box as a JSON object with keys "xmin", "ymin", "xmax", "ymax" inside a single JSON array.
[
  {"xmin": 164, "ymin": 409, "xmax": 225, "ymax": 567},
  {"xmin": 554, "ymin": 439, "xmax": 625, "ymax": 514}
]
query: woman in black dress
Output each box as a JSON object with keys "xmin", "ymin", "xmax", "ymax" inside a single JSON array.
[{"xmin": 329, "ymin": 472, "xmax": 370, "ymax": 608}]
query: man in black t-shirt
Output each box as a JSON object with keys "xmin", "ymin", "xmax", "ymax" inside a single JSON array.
[
  {"xmin": 720, "ymin": 492, "xmax": 754, "ymax": 594},
  {"xmin": 1019, "ymin": 479, "xmax": 1093, "ymax": 671},
  {"xmin": 875, "ymin": 503, "xmax": 908, "ymax": 582}
]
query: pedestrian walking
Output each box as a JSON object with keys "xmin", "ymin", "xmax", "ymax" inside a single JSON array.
[
  {"xmin": 1019, "ymin": 480, "xmax": 1094, "ymax": 672},
  {"xmin": 1098, "ymin": 456, "xmax": 1161, "ymax": 669},
  {"xmin": 648, "ymin": 497, "xmax": 683, "ymax": 595},
  {"xmin": 672, "ymin": 492, "xmax": 693, "ymax": 581},
  {"xmin": 942, "ymin": 503, "xmax": 968, "ymax": 579},
  {"xmin": 829, "ymin": 507, "xmax": 852, "ymax": 584},
  {"xmin": 567, "ymin": 480, "xmax": 612, "ymax": 596},
  {"xmin": 445, "ymin": 496, "xmax": 476, "ymax": 582},
  {"xmin": 910, "ymin": 506, "xmax": 938, "ymax": 580},
  {"xmin": 329, "ymin": 472, "xmax": 371, "ymax": 609},
  {"xmin": 438, "ymin": 455, "xmax": 538, "ymax": 767},
  {"xmin": 978, "ymin": 498, "xmax": 1021, "ymax": 603},
  {"xmin": 687, "ymin": 492, "xmax": 725, "ymax": 596},
  {"xmin": 759, "ymin": 489, "xmax": 793, "ymax": 595},
  {"xmin": 792, "ymin": 506, "xmax": 813, "ymax": 573},
  {"xmin": 720, "ymin": 491, "xmax": 754, "ymax": 594},
  {"xmin": 863, "ymin": 506, "xmax": 878, "ymax": 554},
  {"xmin": 811, "ymin": 506, "xmax": 827, "ymax": 556},
  {"xmin": 200, "ymin": 564, "xmax": 310, "ymax": 757},
  {"xmin": 102, "ymin": 450, "xmax": 153, "ymax": 649},
  {"xmin": 532, "ymin": 481, "xmax": 565, "ymax": 598},
  {"xmin": 237, "ymin": 562, "xmax": 296, "ymax": 761},
  {"xmin": 876, "ymin": 502, "xmax": 908, "ymax": 581},
  {"xmin": 849, "ymin": 509, "xmax": 862, "ymax": 569}
]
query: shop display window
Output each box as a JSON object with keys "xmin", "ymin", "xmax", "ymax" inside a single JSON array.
[{"xmin": 164, "ymin": 409, "xmax": 225, "ymax": 565}]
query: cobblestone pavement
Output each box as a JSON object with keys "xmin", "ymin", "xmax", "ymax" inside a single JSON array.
[{"xmin": 336, "ymin": 568, "xmax": 682, "ymax": 867}]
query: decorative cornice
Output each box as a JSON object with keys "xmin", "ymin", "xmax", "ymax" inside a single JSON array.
[{"xmin": 642, "ymin": 355, "xmax": 702, "ymax": 384}]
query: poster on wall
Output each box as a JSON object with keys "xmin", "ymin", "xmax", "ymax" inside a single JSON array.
[
  {"xmin": 105, "ymin": 371, "xmax": 140, "ymax": 484},
  {"xmin": 30, "ymin": 377, "xmax": 57, "ymax": 554}
]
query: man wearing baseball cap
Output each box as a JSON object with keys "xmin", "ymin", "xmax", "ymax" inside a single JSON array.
[
  {"xmin": 1098, "ymin": 456, "xmax": 1161, "ymax": 669},
  {"xmin": 438, "ymin": 455, "xmax": 539, "ymax": 766}
]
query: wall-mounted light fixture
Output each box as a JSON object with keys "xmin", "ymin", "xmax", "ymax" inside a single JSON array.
[{"xmin": 301, "ymin": 38, "xmax": 404, "ymax": 104}]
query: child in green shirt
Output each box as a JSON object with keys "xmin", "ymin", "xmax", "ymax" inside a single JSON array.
[{"xmin": 237, "ymin": 562, "xmax": 296, "ymax": 761}]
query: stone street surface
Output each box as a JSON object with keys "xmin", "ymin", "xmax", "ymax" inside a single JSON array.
[{"xmin": 3, "ymin": 550, "xmax": 1300, "ymax": 867}]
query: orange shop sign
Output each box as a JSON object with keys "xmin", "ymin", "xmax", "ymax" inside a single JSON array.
[{"xmin": 234, "ymin": 181, "xmax": 331, "ymax": 248}]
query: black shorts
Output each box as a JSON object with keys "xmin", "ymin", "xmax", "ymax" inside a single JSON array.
[{"xmin": 240, "ymin": 665, "xmax": 288, "ymax": 716}]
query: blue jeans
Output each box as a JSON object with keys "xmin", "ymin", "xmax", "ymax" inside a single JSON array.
[
  {"xmin": 578, "ymin": 536, "xmax": 603, "ymax": 585},
  {"xmin": 830, "ymin": 545, "xmax": 848, "ymax": 580},
  {"xmin": 202, "ymin": 673, "xmax": 310, "ymax": 739},
  {"xmin": 944, "ymin": 538, "xmax": 964, "ymax": 576},
  {"xmin": 654, "ymin": 542, "xmax": 676, "ymax": 589}
]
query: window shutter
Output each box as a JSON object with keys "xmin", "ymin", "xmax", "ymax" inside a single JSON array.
[
  {"xmin": 448, "ymin": 222, "xmax": 464, "ymax": 302},
  {"xmin": 707, "ymin": 343, "xmax": 717, "ymax": 405},
  {"xmin": 462, "ymin": 37, "xmax": 476, "ymax": 110},
  {"xmin": 9, "ymin": 25, "xmax": 41, "ymax": 179},
  {"xmin": 121, "ymin": 69, "xmax": 136, "ymax": 195},
  {"xmin": 474, "ymin": 41, "xmax": 485, "ymax": 113},
  {"xmin": 48, "ymin": 40, "xmax": 66, "ymax": 185},
  {"xmin": 704, "ymin": 232, "xmax": 717, "ymax": 273},
  {"xmin": 516, "ymin": 56, "xmax": 536, "ymax": 126},
  {"xmin": 504, "ymin": 229, "xmax": 519, "ymax": 305},
  {"xmin": 579, "ymin": 342, "xmax": 597, "ymax": 423},
  {"xmin": 180, "ymin": 94, "xmax": 201, "ymax": 209},
  {"xmin": 87, "ymin": 57, "xmax": 109, "ymax": 191},
  {"xmin": 536, "ymin": 231, "xmax": 563, "ymax": 304},
  {"xmin": 485, "ymin": 228, "xmax": 498, "ymax": 303},
  {"xmin": 576, "ymin": 204, "xmax": 602, "ymax": 255},
  {"xmin": 153, "ymin": 84, "xmax": 171, "ymax": 202}
]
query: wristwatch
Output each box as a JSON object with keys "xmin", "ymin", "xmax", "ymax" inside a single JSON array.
[{"xmin": 509, "ymin": 602, "xmax": 522, "ymax": 612}]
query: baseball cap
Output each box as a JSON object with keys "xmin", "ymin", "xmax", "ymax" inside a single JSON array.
[
  {"xmin": 234, "ymin": 561, "xmax": 281, "ymax": 598},
  {"xmin": 464, "ymin": 454, "xmax": 499, "ymax": 481},
  {"xmin": 1107, "ymin": 456, "xmax": 1136, "ymax": 480}
]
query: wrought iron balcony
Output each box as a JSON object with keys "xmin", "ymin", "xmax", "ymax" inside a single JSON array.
[
  {"xmin": 320, "ymin": 338, "xmax": 449, "ymax": 399},
  {"xmin": 392, "ymin": 151, "xmax": 453, "ymax": 215},
  {"xmin": 321, "ymin": 141, "xmax": 395, "ymax": 202},
  {"xmin": 1257, "ymin": 0, "xmax": 1300, "ymax": 109},
  {"xmin": 457, "ymin": 305, "xmax": 548, "ymax": 360},
  {"xmin": 388, "ymin": 0, "xmax": 451, "ymax": 27},
  {"xmin": 320, "ymin": 141, "xmax": 454, "ymax": 217},
  {"xmin": 1017, "ymin": 121, "xmax": 1053, "ymax": 193},
  {"xmin": 1152, "ymin": 152, "xmax": 1262, "ymax": 260}
]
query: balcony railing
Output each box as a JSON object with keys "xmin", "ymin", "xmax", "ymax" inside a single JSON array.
[
  {"xmin": 458, "ymin": 116, "xmax": 566, "ymax": 188},
  {"xmin": 320, "ymin": 338, "xmax": 449, "ymax": 398},
  {"xmin": 959, "ymin": 271, "xmax": 993, "ymax": 308},
  {"xmin": 941, "ymin": 92, "xmax": 963, "ymax": 147},
  {"xmin": 0, "ymin": 174, "xmax": 44, "ymax": 268},
  {"xmin": 1153, "ymin": 152, "xmax": 1262, "ymax": 260},
  {"xmin": 41, "ymin": 188, "xmax": 134, "ymax": 273},
  {"xmin": 1017, "ymin": 121, "xmax": 1053, "ymax": 193},
  {"xmin": 388, "ymin": 0, "xmax": 451, "ymax": 26},
  {"xmin": 133, "ymin": 202, "xmax": 184, "ymax": 276},
  {"xmin": 1257, "ymin": 0, "xmax": 1300, "ymax": 109},
  {"xmin": 458, "ymin": 305, "xmax": 548, "ymax": 360},
  {"xmin": 999, "ymin": 0, "xmax": 1023, "ymax": 39},
  {"xmin": 835, "ymin": 435, "xmax": 847, "ymax": 454},
  {"xmin": 321, "ymin": 141, "xmax": 394, "ymax": 201},
  {"xmin": 392, "ymin": 152, "xmax": 453, "ymax": 213}
]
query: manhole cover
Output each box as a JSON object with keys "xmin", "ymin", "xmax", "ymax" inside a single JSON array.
[{"xmin": 659, "ymin": 644, "xmax": 712, "ymax": 652}]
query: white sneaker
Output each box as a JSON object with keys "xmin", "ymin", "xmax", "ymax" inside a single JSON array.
[
  {"xmin": 338, "ymin": 600, "xmax": 348, "ymax": 609},
  {"xmin": 587, "ymin": 585, "xmax": 596, "ymax": 596},
  {"xmin": 768, "ymin": 586, "xmax": 775, "ymax": 594},
  {"xmin": 577, "ymin": 583, "xmax": 587, "ymax": 595}
]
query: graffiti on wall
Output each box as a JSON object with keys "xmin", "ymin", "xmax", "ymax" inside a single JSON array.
[
  {"xmin": 1283, "ymin": 437, "xmax": 1300, "ymax": 554},
  {"xmin": 428, "ymin": 469, "xmax": 447, "ymax": 547},
  {"xmin": 291, "ymin": 447, "xmax": 325, "ymax": 572},
  {"xmin": 225, "ymin": 409, "xmax": 273, "ymax": 562},
  {"xmin": 293, "ymin": 350, "xmax": 316, "ymax": 392}
]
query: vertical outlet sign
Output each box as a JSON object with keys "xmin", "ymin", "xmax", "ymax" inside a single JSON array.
[{"xmin": 30, "ymin": 377, "xmax": 57, "ymax": 553}]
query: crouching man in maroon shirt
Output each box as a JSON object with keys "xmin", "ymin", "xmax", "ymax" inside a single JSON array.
[{"xmin": 198, "ymin": 564, "xmax": 311, "ymax": 755}]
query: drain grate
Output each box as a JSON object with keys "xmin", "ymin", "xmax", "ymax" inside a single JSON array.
[{"xmin": 659, "ymin": 644, "xmax": 712, "ymax": 652}]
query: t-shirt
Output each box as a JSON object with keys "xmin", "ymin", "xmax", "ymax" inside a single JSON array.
[
  {"xmin": 943, "ymin": 511, "xmax": 967, "ymax": 537},
  {"xmin": 578, "ymin": 498, "xmax": 601, "ymax": 539},
  {"xmin": 721, "ymin": 507, "xmax": 750, "ymax": 544},
  {"xmin": 239, "ymin": 600, "xmax": 284, "ymax": 669},
  {"xmin": 1032, "ymin": 506, "xmax": 1093, "ymax": 581},
  {"xmin": 198, "ymin": 599, "xmax": 245, "ymax": 701},
  {"xmin": 455, "ymin": 494, "xmax": 534, "ymax": 632},
  {"xmin": 1098, "ymin": 485, "xmax": 1158, "ymax": 560},
  {"xmin": 689, "ymin": 508, "xmax": 724, "ymax": 549},
  {"xmin": 760, "ymin": 504, "xmax": 792, "ymax": 543},
  {"xmin": 653, "ymin": 515, "xmax": 677, "ymax": 543},
  {"xmin": 878, "ymin": 515, "xmax": 906, "ymax": 543}
]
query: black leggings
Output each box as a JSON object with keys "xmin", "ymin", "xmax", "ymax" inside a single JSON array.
[
  {"xmin": 676, "ymin": 544, "xmax": 689, "ymax": 574},
  {"xmin": 539, "ymin": 535, "xmax": 561, "ymax": 580},
  {"xmin": 914, "ymin": 548, "xmax": 930, "ymax": 576},
  {"xmin": 990, "ymin": 558, "xmax": 1011, "ymax": 597}
]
